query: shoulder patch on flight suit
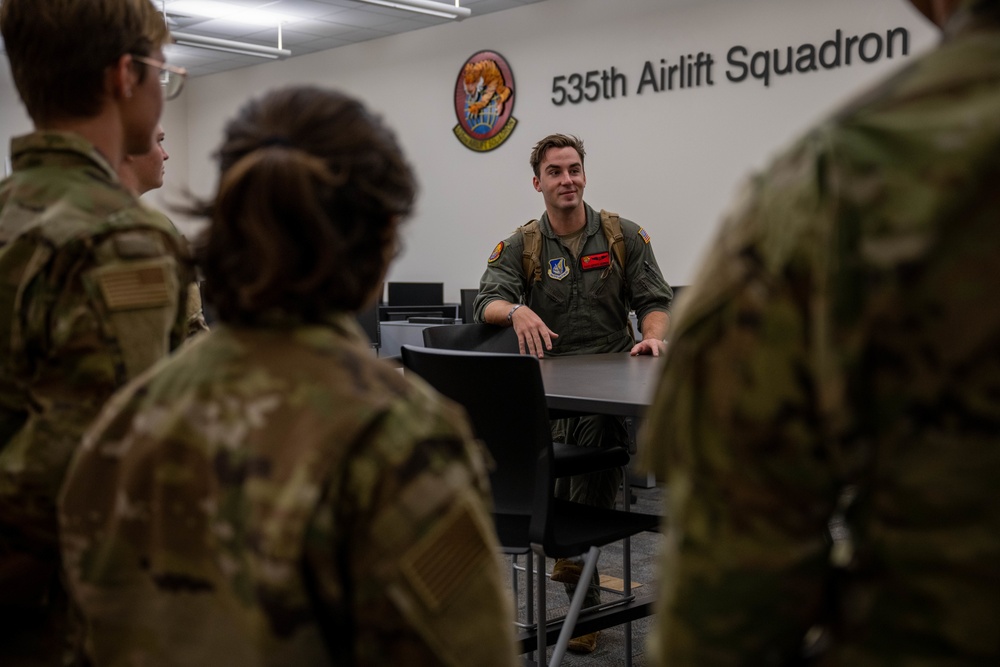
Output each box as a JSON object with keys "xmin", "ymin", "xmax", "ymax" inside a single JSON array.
[
  {"xmin": 488, "ymin": 241, "xmax": 504, "ymax": 264},
  {"xmin": 399, "ymin": 497, "xmax": 492, "ymax": 612},
  {"xmin": 638, "ymin": 227, "xmax": 651, "ymax": 244},
  {"xmin": 95, "ymin": 261, "xmax": 171, "ymax": 311}
]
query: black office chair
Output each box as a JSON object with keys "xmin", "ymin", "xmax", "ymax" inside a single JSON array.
[
  {"xmin": 422, "ymin": 322, "xmax": 518, "ymax": 353},
  {"xmin": 422, "ymin": 323, "xmax": 631, "ymax": 478},
  {"xmin": 401, "ymin": 345, "xmax": 658, "ymax": 667}
]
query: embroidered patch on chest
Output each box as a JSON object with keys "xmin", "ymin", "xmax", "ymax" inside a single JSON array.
[
  {"xmin": 488, "ymin": 241, "xmax": 504, "ymax": 263},
  {"xmin": 547, "ymin": 257, "xmax": 570, "ymax": 280},
  {"xmin": 580, "ymin": 252, "xmax": 610, "ymax": 271}
]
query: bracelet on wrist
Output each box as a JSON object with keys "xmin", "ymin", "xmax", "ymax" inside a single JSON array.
[{"xmin": 507, "ymin": 304, "xmax": 523, "ymax": 323}]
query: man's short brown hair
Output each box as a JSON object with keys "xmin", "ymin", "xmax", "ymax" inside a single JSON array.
[
  {"xmin": 529, "ymin": 134, "xmax": 586, "ymax": 177},
  {"xmin": 0, "ymin": 0, "xmax": 169, "ymax": 124},
  {"xmin": 196, "ymin": 86, "xmax": 417, "ymax": 324}
]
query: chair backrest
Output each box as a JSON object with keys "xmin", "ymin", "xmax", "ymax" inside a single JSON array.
[
  {"xmin": 400, "ymin": 345, "xmax": 550, "ymax": 520},
  {"xmin": 422, "ymin": 323, "xmax": 518, "ymax": 353},
  {"xmin": 460, "ymin": 288, "xmax": 478, "ymax": 324}
]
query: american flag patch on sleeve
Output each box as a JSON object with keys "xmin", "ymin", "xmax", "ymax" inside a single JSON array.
[{"xmin": 638, "ymin": 227, "xmax": 651, "ymax": 244}]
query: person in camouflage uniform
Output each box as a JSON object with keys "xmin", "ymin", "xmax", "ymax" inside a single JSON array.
[
  {"xmin": 58, "ymin": 85, "xmax": 518, "ymax": 667},
  {"xmin": 0, "ymin": 1, "xmax": 193, "ymax": 664},
  {"xmin": 642, "ymin": 0, "xmax": 1000, "ymax": 663},
  {"xmin": 118, "ymin": 123, "xmax": 209, "ymax": 335},
  {"xmin": 474, "ymin": 133, "xmax": 673, "ymax": 653}
]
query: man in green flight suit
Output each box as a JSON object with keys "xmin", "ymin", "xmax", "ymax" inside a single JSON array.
[
  {"xmin": 0, "ymin": 1, "xmax": 194, "ymax": 664},
  {"xmin": 475, "ymin": 133, "xmax": 673, "ymax": 653},
  {"xmin": 642, "ymin": 0, "xmax": 1000, "ymax": 663}
]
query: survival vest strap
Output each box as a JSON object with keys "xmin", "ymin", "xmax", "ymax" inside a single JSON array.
[{"xmin": 520, "ymin": 209, "xmax": 626, "ymax": 288}]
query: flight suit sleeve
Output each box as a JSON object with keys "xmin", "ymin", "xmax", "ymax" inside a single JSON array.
[
  {"xmin": 640, "ymin": 140, "xmax": 840, "ymax": 664},
  {"xmin": 620, "ymin": 219, "xmax": 672, "ymax": 326},
  {"xmin": 473, "ymin": 232, "xmax": 526, "ymax": 323},
  {"xmin": 317, "ymin": 394, "xmax": 517, "ymax": 667}
]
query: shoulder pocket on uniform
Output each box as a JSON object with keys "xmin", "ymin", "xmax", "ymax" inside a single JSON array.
[
  {"xmin": 85, "ymin": 256, "xmax": 180, "ymax": 379},
  {"xmin": 93, "ymin": 259, "xmax": 174, "ymax": 311}
]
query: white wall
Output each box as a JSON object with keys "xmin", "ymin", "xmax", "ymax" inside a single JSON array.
[
  {"xmin": 0, "ymin": 64, "xmax": 32, "ymax": 176},
  {"xmin": 2, "ymin": 0, "xmax": 938, "ymax": 300}
]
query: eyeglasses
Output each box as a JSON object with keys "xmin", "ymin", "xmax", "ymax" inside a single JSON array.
[{"xmin": 131, "ymin": 55, "xmax": 187, "ymax": 100}]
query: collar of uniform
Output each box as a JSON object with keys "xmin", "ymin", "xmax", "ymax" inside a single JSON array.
[
  {"xmin": 537, "ymin": 202, "xmax": 602, "ymax": 239},
  {"xmin": 10, "ymin": 130, "xmax": 118, "ymax": 183},
  {"xmin": 227, "ymin": 309, "xmax": 371, "ymax": 348}
]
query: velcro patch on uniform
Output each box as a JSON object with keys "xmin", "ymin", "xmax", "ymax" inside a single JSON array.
[
  {"xmin": 113, "ymin": 231, "xmax": 166, "ymax": 258},
  {"xmin": 488, "ymin": 241, "xmax": 504, "ymax": 263},
  {"xmin": 399, "ymin": 498, "xmax": 490, "ymax": 612},
  {"xmin": 97, "ymin": 264, "xmax": 171, "ymax": 310},
  {"xmin": 580, "ymin": 252, "xmax": 610, "ymax": 271},
  {"xmin": 638, "ymin": 227, "xmax": 651, "ymax": 244}
]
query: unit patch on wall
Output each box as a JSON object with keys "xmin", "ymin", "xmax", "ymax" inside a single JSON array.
[{"xmin": 453, "ymin": 50, "xmax": 517, "ymax": 152}]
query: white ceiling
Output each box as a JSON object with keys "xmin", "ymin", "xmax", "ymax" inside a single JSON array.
[
  {"xmin": 0, "ymin": 0, "xmax": 544, "ymax": 79},
  {"xmin": 161, "ymin": 0, "xmax": 545, "ymax": 77}
]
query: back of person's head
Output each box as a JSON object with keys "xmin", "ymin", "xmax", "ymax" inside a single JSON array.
[
  {"xmin": 197, "ymin": 86, "xmax": 417, "ymax": 324},
  {"xmin": 529, "ymin": 134, "xmax": 586, "ymax": 177},
  {"xmin": 0, "ymin": 0, "xmax": 169, "ymax": 125}
]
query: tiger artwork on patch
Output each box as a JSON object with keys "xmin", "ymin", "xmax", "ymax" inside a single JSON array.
[{"xmin": 463, "ymin": 59, "xmax": 512, "ymax": 116}]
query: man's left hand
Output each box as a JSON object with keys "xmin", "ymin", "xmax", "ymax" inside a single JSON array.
[{"xmin": 630, "ymin": 338, "xmax": 666, "ymax": 357}]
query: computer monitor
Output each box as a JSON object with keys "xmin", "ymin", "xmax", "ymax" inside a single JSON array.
[
  {"xmin": 387, "ymin": 282, "xmax": 444, "ymax": 307},
  {"xmin": 460, "ymin": 288, "xmax": 478, "ymax": 324}
]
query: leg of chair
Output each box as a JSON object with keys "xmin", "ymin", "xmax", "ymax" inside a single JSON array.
[
  {"xmin": 533, "ymin": 546, "xmax": 547, "ymax": 665},
  {"xmin": 548, "ymin": 546, "xmax": 600, "ymax": 667},
  {"xmin": 625, "ymin": 620, "xmax": 633, "ymax": 667},
  {"xmin": 623, "ymin": 464, "xmax": 633, "ymax": 667},
  {"xmin": 512, "ymin": 555, "xmax": 520, "ymax": 622},
  {"xmin": 524, "ymin": 551, "xmax": 541, "ymax": 664}
]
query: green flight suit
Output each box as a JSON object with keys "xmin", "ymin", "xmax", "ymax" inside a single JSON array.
[{"xmin": 476, "ymin": 202, "xmax": 672, "ymax": 607}]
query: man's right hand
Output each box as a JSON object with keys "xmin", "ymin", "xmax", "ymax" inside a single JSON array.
[{"xmin": 510, "ymin": 305, "xmax": 558, "ymax": 358}]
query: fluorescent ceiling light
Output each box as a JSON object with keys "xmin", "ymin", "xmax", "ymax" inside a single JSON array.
[
  {"xmin": 166, "ymin": 1, "xmax": 298, "ymax": 26},
  {"xmin": 171, "ymin": 31, "xmax": 291, "ymax": 59},
  {"xmin": 354, "ymin": 0, "xmax": 471, "ymax": 21}
]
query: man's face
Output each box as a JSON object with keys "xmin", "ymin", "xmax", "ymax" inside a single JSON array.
[
  {"xmin": 122, "ymin": 48, "xmax": 166, "ymax": 156},
  {"xmin": 533, "ymin": 146, "xmax": 586, "ymax": 214},
  {"xmin": 130, "ymin": 126, "xmax": 168, "ymax": 194}
]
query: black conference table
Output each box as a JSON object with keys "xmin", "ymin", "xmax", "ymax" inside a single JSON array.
[{"xmin": 538, "ymin": 351, "xmax": 664, "ymax": 419}]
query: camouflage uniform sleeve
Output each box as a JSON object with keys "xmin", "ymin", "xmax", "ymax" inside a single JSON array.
[
  {"xmin": 308, "ymin": 381, "xmax": 517, "ymax": 667},
  {"xmin": 185, "ymin": 282, "xmax": 210, "ymax": 337},
  {"xmin": 641, "ymin": 135, "xmax": 841, "ymax": 664},
  {"xmin": 473, "ymin": 230, "xmax": 525, "ymax": 322}
]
